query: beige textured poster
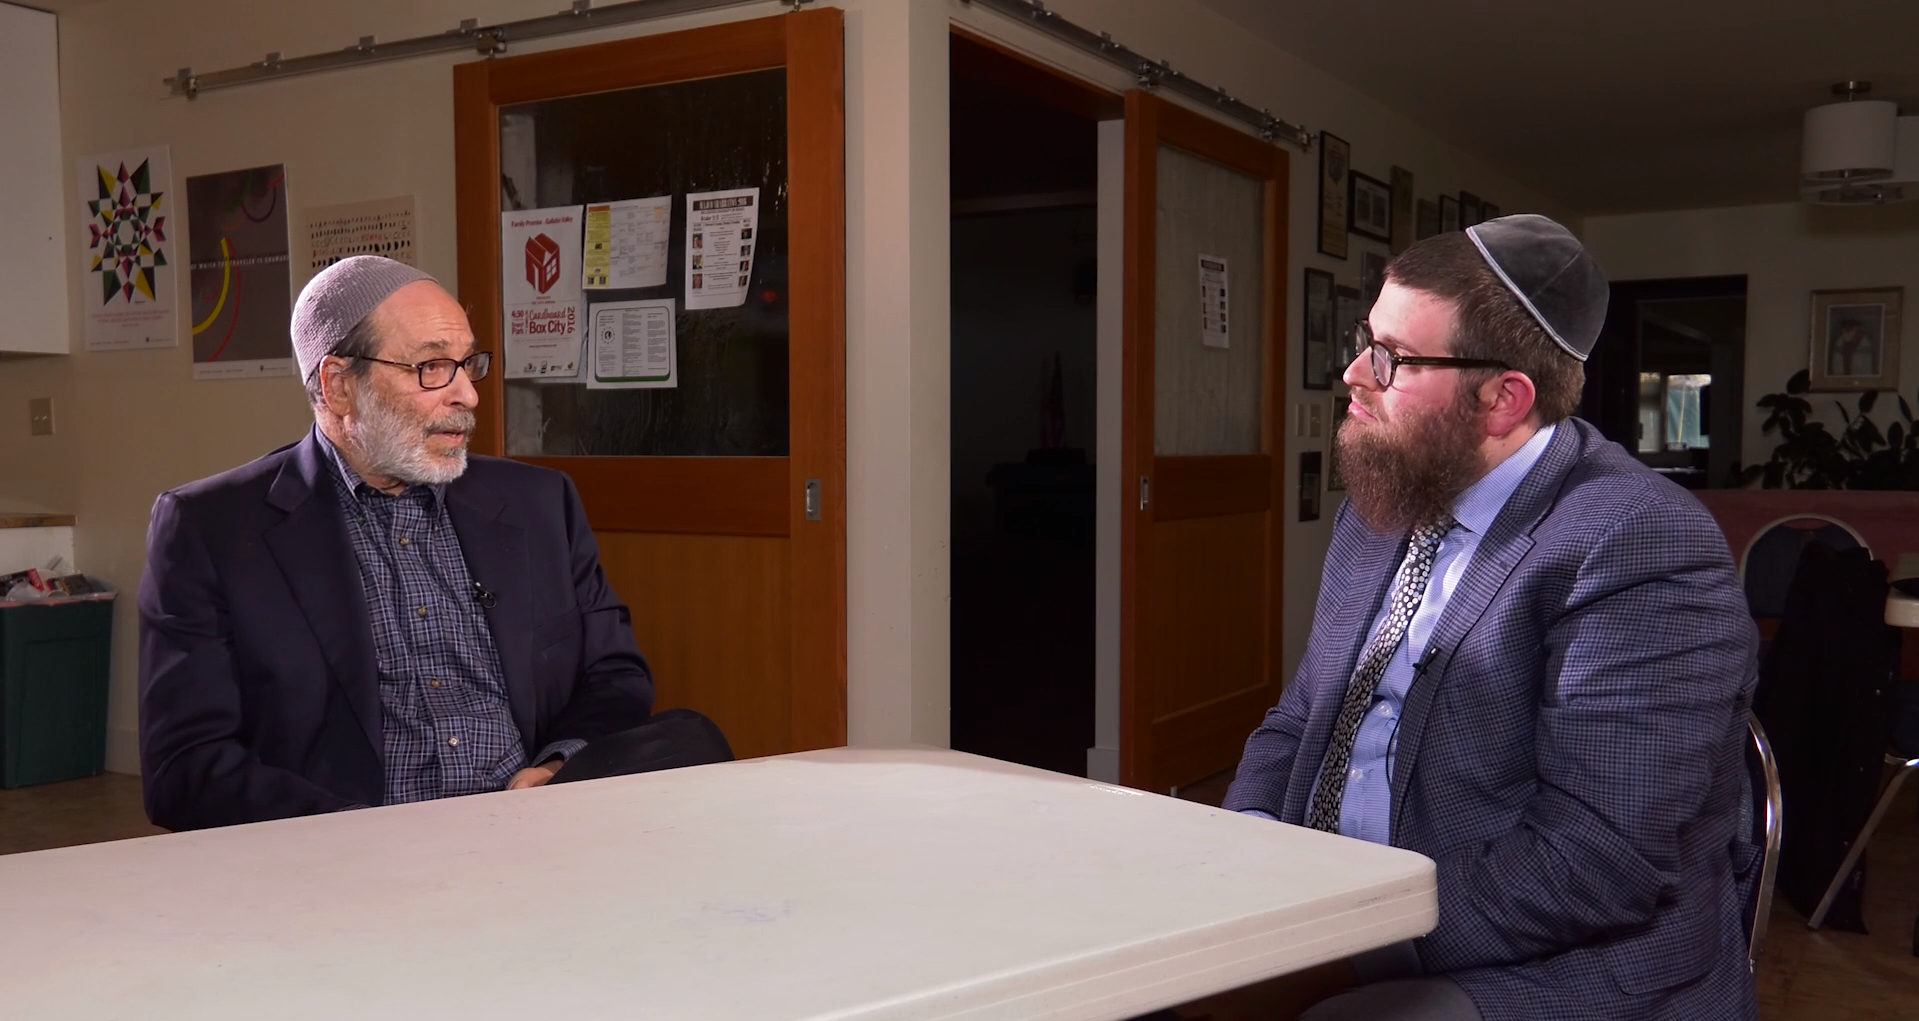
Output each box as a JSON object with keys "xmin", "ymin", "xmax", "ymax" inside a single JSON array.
[{"xmin": 307, "ymin": 195, "xmax": 417, "ymax": 275}]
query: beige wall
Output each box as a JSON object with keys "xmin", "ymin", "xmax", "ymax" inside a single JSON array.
[
  {"xmin": 1584, "ymin": 201, "xmax": 1919, "ymax": 472},
  {"xmin": 3, "ymin": 0, "xmax": 1574, "ymax": 779}
]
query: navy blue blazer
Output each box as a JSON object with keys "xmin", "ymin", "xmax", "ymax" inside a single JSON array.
[
  {"xmin": 138, "ymin": 429, "xmax": 654, "ymax": 831},
  {"xmin": 1225, "ymin": 419, "xmax": 1760, "ymax": 1021}
]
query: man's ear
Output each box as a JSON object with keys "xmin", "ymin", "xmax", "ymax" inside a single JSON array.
[
  {"xmin": 1481, "ymin": 369, "xmax": 1538, "ymax": 438},
  {"xmin": 320, "ymin": 357, "xmax": 357, "ymax": 418}
]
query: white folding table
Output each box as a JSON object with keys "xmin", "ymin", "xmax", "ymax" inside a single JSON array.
[{"xmin": 0, "ymin": 749, "xmax": 1435, "ymax": 1020}]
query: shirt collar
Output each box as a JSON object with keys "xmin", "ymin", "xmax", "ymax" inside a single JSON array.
[
  {"xmin": 1451, "ymin": 421, "xmax": 1556, "ymax": 536},
  {"xmin": 314, "ymin": 426, "xmax": 444, "ymax": 505}
]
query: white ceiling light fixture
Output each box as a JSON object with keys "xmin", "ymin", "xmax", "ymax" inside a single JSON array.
[
  {"xmin": 1802, "ymin": 81, "xmax": 1897, "ymax": 182},
  {"xmin": 1804, "ymin": 115, "xmax": 1919, "ymax": 205},
  {"xmin": 1801, "ymin": 81, "xmax": 1915, "ymax": 205}
]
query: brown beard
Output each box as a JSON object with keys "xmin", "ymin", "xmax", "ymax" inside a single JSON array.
[{"xmin": 1337, "ymin": 382, "xmax": 1486, "ymax": 534}]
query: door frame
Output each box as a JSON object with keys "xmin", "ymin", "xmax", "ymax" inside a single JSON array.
[
  {"xmin": 1120, "ymin": 89, "xmax": 1288, "ymax": 792},
  {"xmin": 452, "ymin": 10, "xmax": 847, "ymax": 750}
]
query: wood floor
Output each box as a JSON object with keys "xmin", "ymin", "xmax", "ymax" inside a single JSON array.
[
  {"xmin": 3, "ymin": 771, "xmax": 1915, "ymax": 1019},
  {"xmin": 0, "ymin": 772, "xmax": 161, "ymax": 855}
]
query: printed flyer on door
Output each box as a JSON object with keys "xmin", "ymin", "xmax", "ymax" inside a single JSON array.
[
  {"xmin": 583, "ymin": 195, "xmax": 671, "ymax": 290},
  {"xmin": 588, "ymin": 299, "xmax": 677, "ymax": 390},
  {"xmin": 684, "ymin": 187, "xmax": 759, "ymax": 310},
  {"xmin": 501, "ymin": 205, "xmax": 584, "ymax": 379}
]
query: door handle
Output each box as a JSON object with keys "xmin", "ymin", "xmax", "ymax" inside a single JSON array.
[
  {"xmin": 804, "ymin": 478, "xmax": 822, "ymax": 521},
  {"xmin": 1139, "ymin": 476, "xmax": 1151, "ymax": 511}
]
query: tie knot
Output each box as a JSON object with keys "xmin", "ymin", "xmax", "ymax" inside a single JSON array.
[{"xmin": 1411, "ymin": 518, "xmax": 1453, "ymax": 552}]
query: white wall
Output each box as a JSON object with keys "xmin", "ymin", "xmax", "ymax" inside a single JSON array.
[{"xmin": 1585, "ymin": 201, "xmax": 1919, "ymax": 470}]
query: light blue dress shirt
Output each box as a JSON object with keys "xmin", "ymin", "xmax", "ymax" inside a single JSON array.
[{"xmin": 1244, "ymin": 423, "xmax": 1556, "ymax": 844}]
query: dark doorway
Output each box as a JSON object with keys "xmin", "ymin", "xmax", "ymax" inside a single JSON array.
[
  {"xmin": 1582, "ymin": 276, "xmax": 1748, "ymax": 489},
  {"xmin": 948, "ymin": 34, "xmax": 1114, "ymax": 776}
]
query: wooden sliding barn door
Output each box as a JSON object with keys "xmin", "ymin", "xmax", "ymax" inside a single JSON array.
[
  {"xmin": 453, "ymin": 11, "xmax": 845, "ymax": 758},
  {"xmin": 1121, "ymin": 91, "xmax": 1288, "ymax": 792}
]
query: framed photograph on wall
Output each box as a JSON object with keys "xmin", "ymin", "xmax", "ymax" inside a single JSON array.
[
  {"xmin": 1459, "ymin": 191, "xmax": 1484, "ymax": 227},
  {"xmin": 1328, "ymin": 396, "xmax": 1351, "ymax": 491},
  {"xmin": 1318, "ymin": 131, "xmax": 1351, "ymax": 259},
  {"xmin": 1303, "ymin": 267, "xmax": 1337, "ymax": 390},
  {"xmin": 1390, "ymin": 166, "xmax": 1415, "ymax": 255},
  {"xmin": 1349, "ymin": 171, "xmax": 1392, "ymax": 243},
  {"xmin": 1808, "ymin": 286, "xmax": 1903, "ymax": 392},
  {"xmin": 1416, "ymin": 198, "xmax": 1440, "ymax": 240},
  {"xmin": 1439, "ymin": 194, "xmax": 1460, "ymax": 232}
]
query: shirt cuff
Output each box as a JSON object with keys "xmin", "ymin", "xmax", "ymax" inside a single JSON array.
[
  {"xmin": 533, "ymin": 738, "xmax": 588, "ymax": 766},
  {"xmin": 1239, "ymin": 809, "xmax": 1279, "ymax": 822}
]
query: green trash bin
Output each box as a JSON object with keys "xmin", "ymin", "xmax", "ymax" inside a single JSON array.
[{"xmin": 0, "ymin": 592, "xmax": 114, "ymax": 789}]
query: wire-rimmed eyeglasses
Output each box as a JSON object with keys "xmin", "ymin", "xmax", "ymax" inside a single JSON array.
[{"xmin": 1345, "ymin": 320, "xmax": 1509, "ymax": 389}]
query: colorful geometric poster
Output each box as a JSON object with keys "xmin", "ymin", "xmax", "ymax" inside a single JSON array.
[
  {"xmin": 186, "ymin": 164, "xmax": 295, "ymax": 380},
  {"xmin": 78, "ymin": 146, "xmax": 177, "ymax": 351}
]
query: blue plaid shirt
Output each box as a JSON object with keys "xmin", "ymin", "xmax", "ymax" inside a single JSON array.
[{"xmin": 319, "ymin": 431, "xmax": 581, "ymax": 805}]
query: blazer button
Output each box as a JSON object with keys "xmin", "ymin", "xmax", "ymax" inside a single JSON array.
[
  {"xmin": 416, "ymin": 606, "xmax": 429, "ymax": 618},
  {"xmin": 448, "ymin": 736, "xmax": 460, "ymax": 747}
]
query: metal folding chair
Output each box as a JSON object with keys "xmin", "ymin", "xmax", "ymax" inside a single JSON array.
[{"xmin": 1745, "ymin": 713, "xmax": 1783, "ymax": 971}]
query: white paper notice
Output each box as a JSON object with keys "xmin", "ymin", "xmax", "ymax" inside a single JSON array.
[
  {"xmin": 584, "ymin": 196, "xmax": 671, "ymax": 290},
  {"xmin": 685, "ymin": 187, "xmax": 760, "ymax": 310},
  {"xmin": 1199, "ymin": 253, "xmax": 1229, "ymax": 349},
  {"xmin": 78, "ymin": 146, "xmax": 178, "ymax": 351},
  {"xmin": 501, "ymin": 205, "xmax": 585, "ymax": 378},
  {"xmin": 588, "ymin": 300, "xmax": 677, "ymax": 390}
]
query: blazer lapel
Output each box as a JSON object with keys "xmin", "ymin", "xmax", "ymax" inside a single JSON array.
[
  {"xmin": 1388, "ymin": 423, "xmax": 1587, "ymax": 838},
  {"xmin": 445, "ymin": 477, "xmax": 536, "ymax": 743},
  {"xmin": 263, "ymin": 431, "xmax": 382, "ymax": 758},
  {"xmin": 1283, "ymin": 512, "xmax": 1406, "ymax": 820}
]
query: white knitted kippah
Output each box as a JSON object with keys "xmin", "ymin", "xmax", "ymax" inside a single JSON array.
[{"xmin": 290, "ymin": 256, "xmax": 437, "ymax": 383}]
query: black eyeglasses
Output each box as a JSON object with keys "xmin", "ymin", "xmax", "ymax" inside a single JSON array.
[
  {"xmin": 355, "ymin": 351, "xmax": 492, "ymax": 390},
  {"xmin": 1345, "ymin": 321, "xmax": 1509, "ymax": 389}
]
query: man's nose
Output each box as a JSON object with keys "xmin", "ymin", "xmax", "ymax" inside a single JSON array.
[
  {"xmin": 1341, "ymin": 348, "xmax": 1376, "ymax": 391},
  {"xmin": 444, "ymin": 365, "xmax": 480, "ymax": 408}
]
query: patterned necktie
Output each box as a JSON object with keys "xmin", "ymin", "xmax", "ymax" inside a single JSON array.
[{"xmin": 1306, "ymin": 518, "xmax": 1452, "ymax": 833}]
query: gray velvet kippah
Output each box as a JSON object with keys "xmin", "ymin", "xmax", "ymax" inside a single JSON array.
[
  {"xmin": 291, "ymin": 256, "xmax": 437, "ymax": 383},
  {"xmin": 1465, "ymin": 214, "xmax": 1608, "ymax": 361}
]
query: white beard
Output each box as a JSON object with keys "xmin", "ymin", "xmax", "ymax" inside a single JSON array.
[{"xmin": 345, "ymin": 384, "xmax": 474, "ymax": 487}]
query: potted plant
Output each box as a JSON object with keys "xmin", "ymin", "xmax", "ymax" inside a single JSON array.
[{"xmin": 1737, "ymin": 370, "xmax": 1919, "ymax": 490}]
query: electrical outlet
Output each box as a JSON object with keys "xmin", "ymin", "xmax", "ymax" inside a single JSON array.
[{"xmin": 28, "ymin": 397, "xmax": 53, "ymax": 436}]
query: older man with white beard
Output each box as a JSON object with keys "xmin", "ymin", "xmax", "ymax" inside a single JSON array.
[
  {"xmin": 1225, "ymin": 218, "xmax": 1761, "ymax": 1021},
  {"xmin": 138, "ymin": 256, "xmax": 665, "ymax": 831}
]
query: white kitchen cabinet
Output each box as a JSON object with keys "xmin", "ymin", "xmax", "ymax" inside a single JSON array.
[{"xmin": 0, "ymin": 2, "xmax": 68, "ymax": 355}]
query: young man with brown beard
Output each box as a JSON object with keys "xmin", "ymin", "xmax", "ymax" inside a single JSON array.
[{"xmin": 1225, "ymin": 217, "xmax": 1760, "ymax": 1021}]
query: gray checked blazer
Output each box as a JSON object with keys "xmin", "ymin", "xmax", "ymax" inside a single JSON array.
[{"xmin": 1225, "ymin": 418, "xmax": 1760, "ymax": 1021}]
